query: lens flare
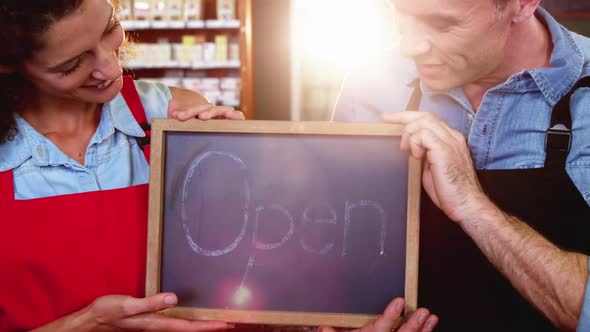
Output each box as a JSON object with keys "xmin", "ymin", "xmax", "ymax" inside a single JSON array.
[{"xmin": 232, "ymin": 286, "xmax": 252, "ymax": 306}]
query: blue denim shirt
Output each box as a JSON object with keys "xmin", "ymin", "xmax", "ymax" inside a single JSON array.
[
  {"xmin": 0, "ymin": 80, "xmax": 171, "ymax": 200},
  {"xmin": 332, "ymin": 8, "xmax": 590, "ymax": 331}
]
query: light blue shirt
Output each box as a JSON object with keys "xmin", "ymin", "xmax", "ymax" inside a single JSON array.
[
  {"xmin": 332, "ymin": 8, "xmax": 590, "ymax": 331},
  {"xmin": 0, "ymin": 80, "xmax": 172, "ymax": 200}
]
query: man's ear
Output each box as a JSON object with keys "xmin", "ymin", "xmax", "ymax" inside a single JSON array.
[{"xmin": 512, "ymin": 0, "xmax": 541, "ymax": 24}]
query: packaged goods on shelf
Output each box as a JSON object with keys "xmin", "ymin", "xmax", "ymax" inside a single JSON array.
[
  {"xmin": 128, "ymin": 42, "xmax": 239, "ymax": 69},
  {"xmin": 168, "ymin": 0, "xmax": 184, "ymax": 20},
  {"xmin": 134, "ymin": 0, "xmax": 153, "ymax": 20},
  {"xmin": 229, "ymin": 41, "xmax": 240, "ymax": 61},
  {"xmin": 152, "ymin": 0, "xmax": 167, "ymax": 21},
  {"xmin": 121, "ymin": 0, "xmax": 249, "ymax": 111},
  {"xmin": 215, "ymin": 35, "xmax": 229, "ymax": 62},
  {"xmin": 173, "ymin": 44, "xmax": 203, "ymax": 65},
  {"xmin": 217, "ymin": 0, "xmax": 236, "ymax": 20},
  {"xmin": 220, "ymin": 77, "xmax": 240, "ymax": 90},
  {"xmin": 221, "ymin": 90, "xmax": 240, "ymax": 106},
  {"xmin": 185, "ymin": 0, "xmax": 204, "ymax": 21},
  {"xmin": 200, "ymin": 78, "xmax": 221, "ymax": 90},
  {"xmin": 159, "ymin": 77, "xmax": 182, "ymax": 87},
  {"xmin": 121, "ymin": 0, "xmax": 133, "ymax": 21},
  {"xmin": 143, "ymin": 77, "xmax": 241, "ymax": 107},
  {"xmin": 203, "ymin": 90, "xmax": 222, "ymax": 105},
  {"xmin": 203, "ymin": 42, "xmax": 216, "ymax": 63}
]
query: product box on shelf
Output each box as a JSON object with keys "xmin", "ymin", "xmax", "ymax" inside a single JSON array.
[
  {"xmin": 185, "ymin": 0, "xmax": 204, "ymax": 21},
  {"xmin": 217, "ymin": 0, "xmax": 236, "ymax": 20}
]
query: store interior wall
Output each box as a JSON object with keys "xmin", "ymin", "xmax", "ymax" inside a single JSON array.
[{"xmin": 252, "ymin": 0, "xmax": 292, "ymax": 120}]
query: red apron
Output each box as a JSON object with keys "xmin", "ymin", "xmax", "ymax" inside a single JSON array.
[{"xmin": 0, "ymin": 76, "xmax": 151, "ymax": 332}]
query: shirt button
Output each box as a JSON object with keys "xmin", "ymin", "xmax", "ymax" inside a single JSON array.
[{"xmin": 37, "ymin": 145, "xmax": 43, "ymax": 157}]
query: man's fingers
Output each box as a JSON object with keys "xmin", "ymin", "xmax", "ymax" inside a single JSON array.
[
  {"xmin": 403, "ymin": 115, "xmax": 457, "ymax": 148},
  {"xmin": 368, "ymin": 298, "xmax": 405, "ymax": 332},
  {"xmin": 421, "ymin": 316, "xmax": 438, "ymax": 332},
  {"xmin": 409, "ymin": 134, "xmax": 427, "ymax": 159},
  {"xmin": 406, "ymin": 129, "xmax": 437, "ymax": 160},
  {"xmin": 397, "ymin": 309, "xmax": 431, "ymax": 332},
  {"xmin": 381, "ymin": 111, "xmax": 427, "ymax": 125},
  {"xmin": 422, "ymin": 164, "xmax": 441, "ymax": 206}
]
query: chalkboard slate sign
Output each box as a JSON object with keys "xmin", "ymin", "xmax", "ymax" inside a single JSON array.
[{"xmin": 147, "ymin": 120, "xmax": 421, "ymax": 328}]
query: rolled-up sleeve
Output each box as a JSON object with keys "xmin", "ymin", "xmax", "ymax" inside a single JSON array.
[{"xmin": 134, "ymin": 80, "xmax": 173, "ymax": 122}]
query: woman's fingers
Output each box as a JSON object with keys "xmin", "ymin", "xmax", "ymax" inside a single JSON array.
[
  {"xmin": 121, "ymin": 313, "xmax": 233, "ymax": 332},
  {"xmin": 168, "ymin": 98, "xmax": 245, "ymax": 121},
  {"xmin": 196, "ymin": 106, "xmax": 244, "ymax": 120}
]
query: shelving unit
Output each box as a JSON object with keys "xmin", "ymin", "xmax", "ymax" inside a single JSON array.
[{"xmin": 122, "ymin": 0, "xmax": 254, "ymax": 118}]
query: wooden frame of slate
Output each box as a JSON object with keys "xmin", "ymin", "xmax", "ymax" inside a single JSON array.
[{"xmin": 146, "ymin": 119, "xmax": 421, "ymax": 328}]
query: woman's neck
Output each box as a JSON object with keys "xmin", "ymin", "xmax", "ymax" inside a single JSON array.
[{"xmin": 20, "ymin": 97, "xmax": 101, "ymax": 137}]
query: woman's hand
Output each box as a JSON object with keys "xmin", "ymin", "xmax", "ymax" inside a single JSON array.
[
  {"xmin": 167, "ymin": 85, "xmax": 244, "ymax": 121},
  {"xmin": 319, "ymin": 298, "xmax": 438, "ymax": 332},
  {"xmin": 168, "ymin": 98, "xmax": 245, "ymax": 121},
  {"xmin": 32, "ymin": 293, "xmax": 233, "ymax": 332}
]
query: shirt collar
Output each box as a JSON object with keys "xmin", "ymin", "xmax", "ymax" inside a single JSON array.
[
  {"xmin": 523, "ymin": 7, "xmax": 584, "ymax": 105},
  {"xmin": 0, "ymin": 92, "xmax": 146, "ymax": 172},
  {"xmin": 97, "ymin": 92, "xmax": 146, "ymax": 142}
]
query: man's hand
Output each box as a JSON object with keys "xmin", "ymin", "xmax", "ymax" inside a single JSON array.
[
  {"xmin": 381, "ymin": 111, "xmax": 496, "ymax": 224},
  {"xmin": 319, "ymin": 298, "xmax": 438, "ymax": 332},
  {"xmin": 32, "ymin": 293, "xmax": 233, "ymax": 332},
  {"xmin": 168, "ymin": 98, "xmax": 245, "ymax": 121}
]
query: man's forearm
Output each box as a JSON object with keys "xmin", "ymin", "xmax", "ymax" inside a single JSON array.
[{"xmin": 459, "ymin": 203, "xmax": 588, "ymax": 331}]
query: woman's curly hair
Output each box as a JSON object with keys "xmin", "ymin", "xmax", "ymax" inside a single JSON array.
[
  {"xmin": 0, "ymin": 0, "xmax": 122, "ymax": 143},
  {"xmin": 0, "ymin": 0, "xmax": 84, "ymax": 142}
]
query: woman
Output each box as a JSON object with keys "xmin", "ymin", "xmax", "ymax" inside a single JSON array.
[
  {"xmin": 0, "ymin": 0, "xmax": 241, "ymax": 330},
  {"xmin": 0, "ymin": 0, "xmax": 436, "ymax": 331}
]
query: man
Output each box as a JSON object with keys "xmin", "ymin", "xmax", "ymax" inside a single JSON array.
[{"xmin": 333, "ymin": 0, "xmax": 590, "ymax": 331}]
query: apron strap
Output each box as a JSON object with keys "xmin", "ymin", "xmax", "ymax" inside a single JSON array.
[
  {"xmin": 0, "ymin": 170, "xmax": 15, "ymax": 203},
  {"xmin": 545, "ymin": 76, "xmax": 590, "ymax": 169},
  {"xmin": 120, "ymin": 75, "xmax": 151, "ymax": 163}
]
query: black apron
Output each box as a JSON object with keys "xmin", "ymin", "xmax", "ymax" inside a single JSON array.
[{"xmin": 413, "ymin": 77, "xmax": 590, "ymax": 331}]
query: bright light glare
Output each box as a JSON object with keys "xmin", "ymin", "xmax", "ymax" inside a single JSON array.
[
  {"xmin": 293, "ymin": 0, "xmax": 398, "ymax": 69},
  {"xmin": 232, "ymin": 286, "xmax": 252, "ymax": 306}
]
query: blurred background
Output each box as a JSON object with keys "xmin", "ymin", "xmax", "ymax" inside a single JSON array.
[{"xmin": 122, "ymin": 0, "xmax": 590, "ymax": 122}]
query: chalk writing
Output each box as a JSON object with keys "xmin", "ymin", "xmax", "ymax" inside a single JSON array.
[
  {"xmin": 180, "ymin": 152, "xmax": 390, "ymax": 258},
  {"xmin": 181, "ymin": 151, "xmax": 250, "ymax": 257}
]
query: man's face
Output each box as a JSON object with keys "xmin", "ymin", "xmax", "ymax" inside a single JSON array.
[{"xmin": 392, "ymin": 0, "xmax": 514, "ymax": 90}]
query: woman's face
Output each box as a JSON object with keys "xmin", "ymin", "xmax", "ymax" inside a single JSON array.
[{"xmin": 22, "ymin": 0, "xmax": 125, "ymax": 105}]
